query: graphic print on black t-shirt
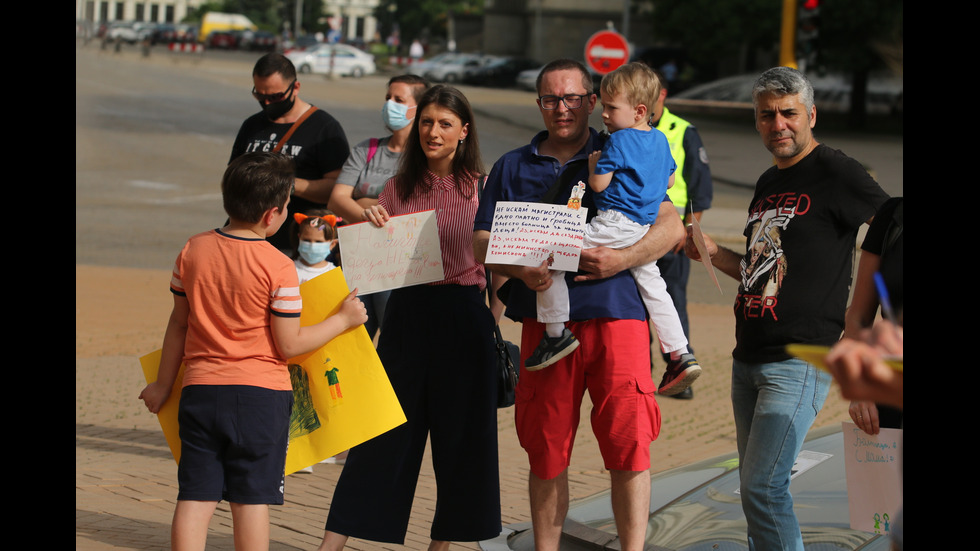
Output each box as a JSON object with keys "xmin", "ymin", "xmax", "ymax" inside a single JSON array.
[
  {"xmin": 737, "ymin": 192, "xmax": 809, "ymax": 320},
  {"xmin": 242, "ymin": 132, "xmax": 304, "ymax": 158}
]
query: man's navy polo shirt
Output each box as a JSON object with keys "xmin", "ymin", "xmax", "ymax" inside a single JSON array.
[{"xmin": 476, "ymin": 129, "xmax": 651, "ymax": 323}]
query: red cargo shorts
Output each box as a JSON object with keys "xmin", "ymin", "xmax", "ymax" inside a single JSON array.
[{"xmin": 516, "ymin": 318, "xmax": 661, "ymax": 480}]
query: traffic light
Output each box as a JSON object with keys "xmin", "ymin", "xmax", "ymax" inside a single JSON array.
[{"xmin": 797, "ymin": 0, "xmax": 820, "ymax": 71}]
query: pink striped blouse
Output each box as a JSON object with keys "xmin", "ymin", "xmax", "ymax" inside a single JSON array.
[{"xmin": 379, "ymin": 171, "xmax": 486, "ymax": 289}]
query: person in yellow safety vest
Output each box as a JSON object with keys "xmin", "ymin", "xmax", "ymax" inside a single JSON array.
[{"xmin": 651, "ymin": 67, "xmax": 713, "ymax": 399}]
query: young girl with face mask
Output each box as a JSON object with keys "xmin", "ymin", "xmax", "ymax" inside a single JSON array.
[
  {"xmin": 290, "ymin": 210, "xmax": 339, "ymax": 284},
  {"xmin": 329, "ymin": 74, "xmax": 430, "ymax": 340}
]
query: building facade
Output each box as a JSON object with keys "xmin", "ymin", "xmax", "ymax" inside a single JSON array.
[
  {"xmin": 324, "ymin": 0, "xmax": 380, "ymax": 44},
  {"xmin": 76, "ymin": 0, "xmax": 202, "ymax": 23},
  {"xmin": 482, "ymin": 0, "xmax": 653, "ymax": 63}
]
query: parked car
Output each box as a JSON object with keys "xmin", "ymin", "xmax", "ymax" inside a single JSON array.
[
  {"xmin": 135, "ymin": 22, "xmax": 156, "ymax": 42},
  {"xmin": 150, "ymin": 23, "xmax": 176, "ymax": 44},
  {"xmin": 106, "ymin": 21, "xmax": 141, "ymax": 43},
  {"xmin": 515, "ymin": 65, "xmax": 542, "ymax": 92},
  {"xmin": 464, "ymin": 56, "xmax": 541, "ymax": 88},
  {"xmin": 205, "ymin": 30, "xmax": 238, "ymax": 49},
  {"xmin": 674, "ymin": 72, "xmax": 904, "ymax": 114},
  {"xmin": 480, "ymin": 426, "xmax": 894, "ymax": 551},
  {"xmin": 240, "ymin": 30, "xmax": 277, "ymax": 51},
  {"xmin": 174, "ymin": 24, "xmax": 198, "ymax": 43},
  {"xmin": 282, "ymin": 34, "xmax": 321, "ymax": 54},
  {"xmin": 423, "ymin": 53, "xmax": 486, "ymax": 83},
  {"xmin": 286, "ymin": 43, "xmax": 377, "ymax": 78},
  {"xmin": 412, "ymin": 52, "xmax": 461, "ymax": 77}
]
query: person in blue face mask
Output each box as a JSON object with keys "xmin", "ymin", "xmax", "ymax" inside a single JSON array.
[
  {"xmin": 290, "ymin": 209, "xmax": 340, "ymax": 284},
  {"xmin": 329, "ymin": 74, "xmax": 430, "ymax": 341}
]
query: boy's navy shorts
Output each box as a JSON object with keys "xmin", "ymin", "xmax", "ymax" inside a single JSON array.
[{"xmin": 176, "ymin": 385, "xmax": 293, "ymax": 505}]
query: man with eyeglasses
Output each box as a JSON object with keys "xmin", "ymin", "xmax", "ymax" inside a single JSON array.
[
  {"xmin": 230, "ymin": 53, "xmax": 350, "ymax": 251},
  {"xmin": 473, "ymin": 58, "xmax": 684, "ymax": 551}
]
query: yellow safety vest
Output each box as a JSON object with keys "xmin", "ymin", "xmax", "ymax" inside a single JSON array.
[{"xmin": 654, "ymin": 107, "xmax": 692, "ymax": 215}]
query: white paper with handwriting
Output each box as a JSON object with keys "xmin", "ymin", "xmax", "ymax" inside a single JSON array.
[
  {"xmin": 337, "ymin": 210, "xmax": 444, "ymax": 295},
  {"xmin": 485, "ymin": 201, "xmax": 588, "ymax": 272}
]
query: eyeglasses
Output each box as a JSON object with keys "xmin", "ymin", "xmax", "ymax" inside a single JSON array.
[
  {"xmin": 538, "ymin": 94, "xmax": 589, "ymax": 110},
  {"xmin": 252, "ymin": 81, "xmax": 296, "ymax": 103}
]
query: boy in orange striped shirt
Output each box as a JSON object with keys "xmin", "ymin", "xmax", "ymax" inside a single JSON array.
[{"xmin": 139, "ymin": 152, "xmax": 366, "ymax": 550}]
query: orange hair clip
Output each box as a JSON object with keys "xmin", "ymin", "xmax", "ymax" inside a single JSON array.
[{"xmin": 293, "ymin": 213, "xmax": 342, "ymax": 230}]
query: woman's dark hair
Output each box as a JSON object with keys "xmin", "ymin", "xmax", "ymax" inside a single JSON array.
[
  {"xmin": 388, "ymin": 74, "xmax": 430, "ymax": 103},
  {"xmin": 394, "ymin": 85, "xmax": 483, "ymax": 201}
]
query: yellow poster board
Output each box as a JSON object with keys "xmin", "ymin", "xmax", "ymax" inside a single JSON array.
[
  {"xmin": 139, "ymin": 268, "xmax": 406, "ymax": 475},
  {"xmin": 139, "ymin": 349, "xmax": 185, "ymax": 463}
]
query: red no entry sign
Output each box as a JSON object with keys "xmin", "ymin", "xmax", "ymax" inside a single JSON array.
[{"xmin": 584, "ymin": 30, "xmax": 629, "ymax": 75}]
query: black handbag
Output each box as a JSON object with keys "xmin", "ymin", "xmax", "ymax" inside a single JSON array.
[
  {"xmin": 495, "ymin": 324, "xmax": 520, "ymax": 408},
  {"xmin": 483, "ymin": 260, "xmax": 520, "ymax": 408}
]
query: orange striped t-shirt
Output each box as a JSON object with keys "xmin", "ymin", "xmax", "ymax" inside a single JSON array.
[{"xmin": 170, "ymin": 229, "xmax": 301, "ymax": 391}]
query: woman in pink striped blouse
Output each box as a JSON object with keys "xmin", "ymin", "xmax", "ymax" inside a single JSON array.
[{"xmin": 320, "ymin": 85, "xmax": 501, "ymax": 550}]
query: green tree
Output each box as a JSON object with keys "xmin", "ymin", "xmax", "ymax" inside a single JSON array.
[
  {"xmin": 649, "ymin": 0, "xmax": 902, "ymax": 128},
  {"xmin": 280, "ymin": 0, "xmax": 328, "ymax": 35},
  {"xmin": 233, "ymin": 0, "xmax": 280, "ymax": 31},
  {"xmin": 183, "ymin": 1, "xmax": 225, "ymax": 23},
  {"xmin": 649, "ymin": 0, "xmax": 779, "ymax": 80},
  {"xmin": 375, "ymin": 0, "xmax": 482, "ymax": 48},
  {"xmin": 815, "ymin": 0, "xmax": 903, "ymax": 127}
]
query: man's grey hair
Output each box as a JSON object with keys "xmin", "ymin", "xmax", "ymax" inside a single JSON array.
[{"xmin": 752, "ymin": 66, "xmax": 814, "ymax": 114}]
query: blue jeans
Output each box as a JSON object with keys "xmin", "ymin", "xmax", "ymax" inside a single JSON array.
[{"xmin": 731, "ymin": 358, "xmax": 831, "ymax": 551}]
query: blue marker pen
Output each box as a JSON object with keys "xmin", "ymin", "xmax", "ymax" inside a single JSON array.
[{"xmin": 873, "ymin": 272, "xmax": 897, "ymax": 325}]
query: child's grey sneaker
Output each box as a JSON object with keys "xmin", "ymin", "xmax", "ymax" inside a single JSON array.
[
  {"xmin": 658, "ymin": 353, "xmax": 702, "ymax": 396},
  {"xmin": 525, "ymin": 328, "xmax": 579, "ymax": 371}
]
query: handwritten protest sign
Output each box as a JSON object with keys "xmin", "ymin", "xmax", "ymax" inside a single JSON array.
[
  {"xmin": 842, "ymin": 422, "xmax": 903, "ymax": 535},
  {"xmin": 485, "ymin": 201, "xmax": 588, "ymax": 272},
  {"xmin": 337, "ymin": 210, "xmax": 444, "ymax": 295}
]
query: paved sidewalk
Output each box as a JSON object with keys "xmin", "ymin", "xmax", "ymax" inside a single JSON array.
[{"xmin": 76, "ymin": 267, "xmax": 854, "ymax": 551}]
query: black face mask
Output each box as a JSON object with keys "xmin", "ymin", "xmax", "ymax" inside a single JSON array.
[{"xmin": 260, "ymin": 87, "xmax": 295, "ymax": 121}]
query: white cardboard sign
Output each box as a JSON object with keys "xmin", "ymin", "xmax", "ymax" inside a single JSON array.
[{"xmin": 337, "ymin": 210, "xmax": 444, "ymax": 294}]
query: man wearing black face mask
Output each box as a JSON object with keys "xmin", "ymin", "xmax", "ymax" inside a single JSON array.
[{"xmin": 230, "ymin": 53, "xmax": 350, "ymax": 251}]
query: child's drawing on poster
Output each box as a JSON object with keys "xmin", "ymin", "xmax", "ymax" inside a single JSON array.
[
  {"xmin": 484, "ymin": 200, "xmax": 588, "ymax": 272},
  {"xmin": 841, "ymin": 421, "xmax": 903, "ymax": 534},
  {"xmin": 288, "ymin": 364, "xmax": 320, "ymax": 439},
  {"xmin": 337, "ymin": 210, "xmax": 444, "ymax": 295}
]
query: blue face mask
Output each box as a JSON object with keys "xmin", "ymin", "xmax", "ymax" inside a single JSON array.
[
  {"xmin": 382, "ymin": 100, "xmax": 414, "ymax": 131},
  {"xmin": 297, "ymin": 241, "xmax": 332, "ymax": 265}
]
